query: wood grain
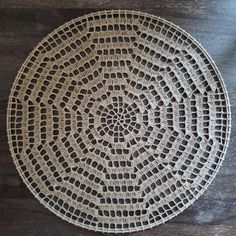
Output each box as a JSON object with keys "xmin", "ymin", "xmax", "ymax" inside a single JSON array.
[{"xmin": 0, "ymin": 1, "xmax": 235, "ymax": 236}]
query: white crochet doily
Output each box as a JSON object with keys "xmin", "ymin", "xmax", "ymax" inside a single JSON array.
[{"xmin": 7, "ymin": 10, "xmax": 231, "ymax": 233}]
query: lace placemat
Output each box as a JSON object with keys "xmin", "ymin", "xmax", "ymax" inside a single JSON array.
[{"xmin": 7, "ymin": 10, "xmax": 231, "ymax": 233}]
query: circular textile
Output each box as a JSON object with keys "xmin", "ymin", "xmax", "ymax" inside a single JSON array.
[{"xmin": 7, "ymin": 10, "xmax": 231, "ymax": 233}]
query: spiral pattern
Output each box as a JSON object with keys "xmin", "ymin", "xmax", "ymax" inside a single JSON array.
[{"xmin": 7, "ymin": 10, "xmax": 231, "ymax": 233}]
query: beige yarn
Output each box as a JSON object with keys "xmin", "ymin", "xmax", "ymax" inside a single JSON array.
[{"xmin": 7, "ymin": 10, "xmax": 231, "ymax": 233}]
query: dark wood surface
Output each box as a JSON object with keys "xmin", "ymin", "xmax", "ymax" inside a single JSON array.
[{"xmin": 0, "ymin": 1, "xmax": 235, "ymax": 236}]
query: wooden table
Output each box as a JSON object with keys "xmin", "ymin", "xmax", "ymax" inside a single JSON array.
[{"xmin": 0, "ymin": 1, "xmax": 235, "ymax": 235}]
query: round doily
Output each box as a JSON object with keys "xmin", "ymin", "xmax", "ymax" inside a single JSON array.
[{"xmin": 7, "ymin": 10, "xmax": 231, "ymax": 233}]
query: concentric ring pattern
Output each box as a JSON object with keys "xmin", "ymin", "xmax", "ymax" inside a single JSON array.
[{"xmin": 7, "ymin": 10, "xmax": 231, "ymax": 233}]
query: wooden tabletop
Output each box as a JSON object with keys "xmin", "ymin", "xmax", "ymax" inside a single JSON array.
[{"xmin": 0, "ymin": 1, "xmax": 235, "ymax": 236}]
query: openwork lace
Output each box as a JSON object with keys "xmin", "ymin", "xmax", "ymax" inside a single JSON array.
[{"xmin": 7, "ymin": 10, "xmax": 231, "ymax": 233}]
